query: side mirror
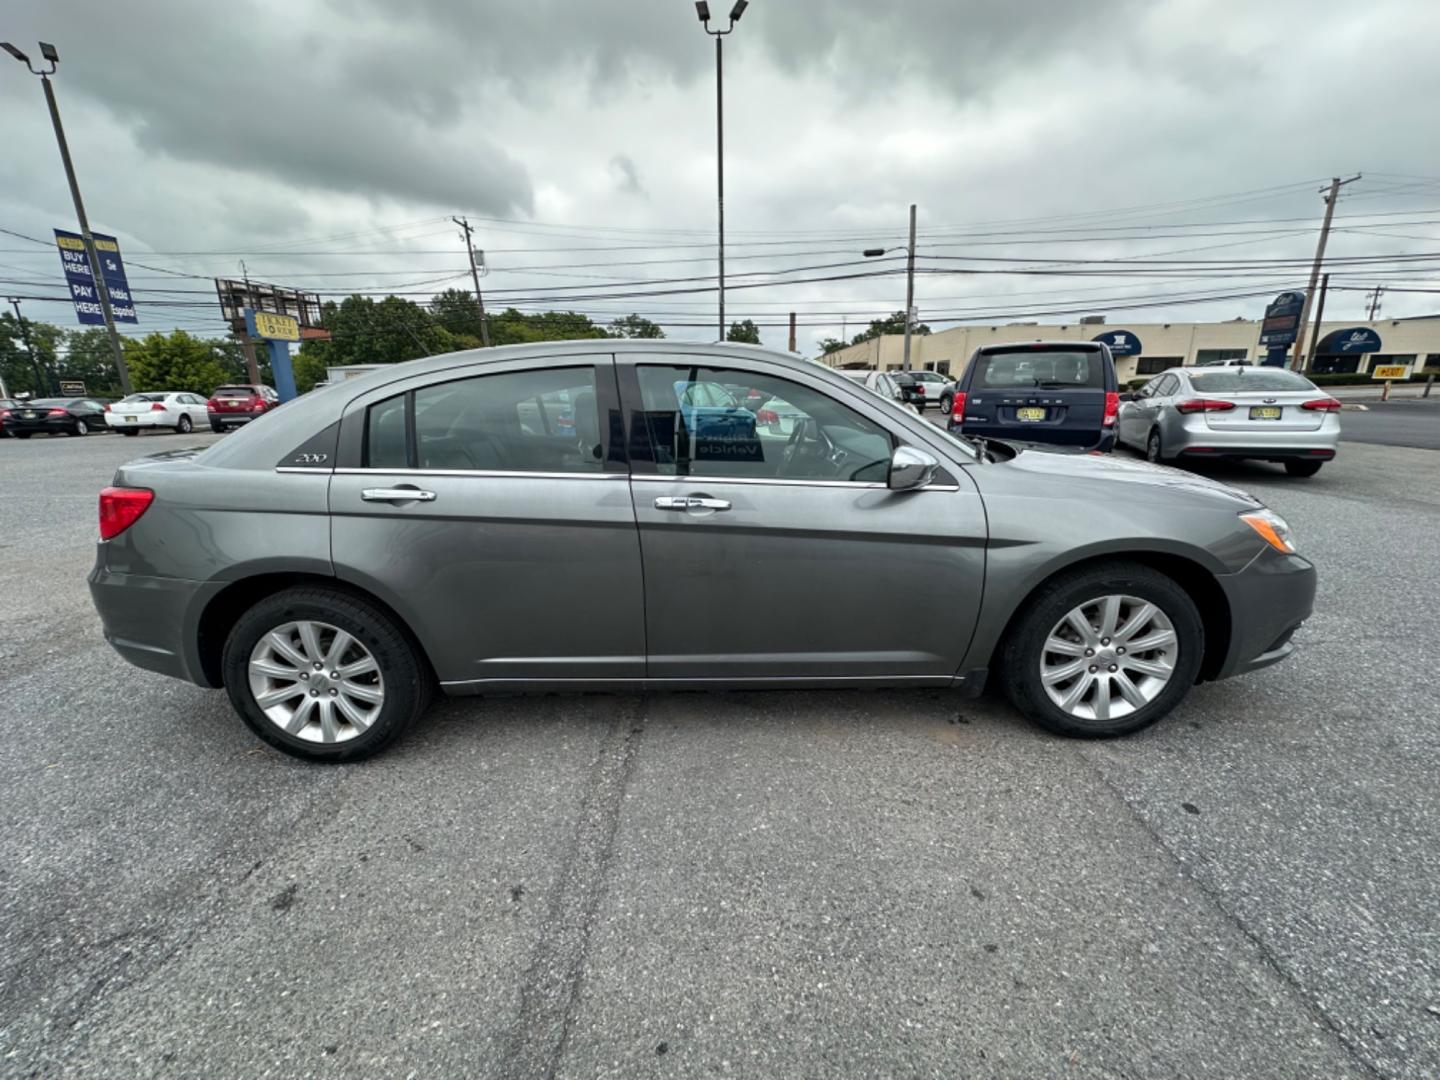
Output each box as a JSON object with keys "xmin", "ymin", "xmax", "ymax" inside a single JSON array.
[
  {"xmin": 888, "ymin": 445, "xmax": 940, "ymax": 490},
  {"xmin": 1119, "ymin": 392, "xmax": 1136, "ymax": 402}
]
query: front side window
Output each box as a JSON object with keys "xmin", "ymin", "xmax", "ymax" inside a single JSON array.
[
  {"xmin": 365, "ymin": 365, "xmax": 604, "ymax": 473},
  {"xmin": 632, "ymin": 364, "xmax": 893, "ymax": 483}
]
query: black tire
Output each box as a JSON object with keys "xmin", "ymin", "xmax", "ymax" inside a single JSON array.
[
  {"xmin": 70, "ymin": 419, "xmax": 89, "ymax": 437},
  {"xmin": 176, "ymin": 414, "xmax": 193, "ymax": 434},
  {"xmin": 939, "ymin": 393, "xmax": 954, "ymax": 416},
  {"xmin": 999, "ymin": 560, "xmax": 1204, "ymax": 739},
  {"xmin": 1284, "ymin": 459, "xmax": 1323, "ymax": 477},
  {"xmin": 1145, "ymin": 428, "xmax": 1167, "ymax": 464},
  {"xmin": 210, "ymin": 420, "xmax": 224, "ymax": 433},
  {"xmin": 121, "ymin": 428, "xmax": 139, "ymax": 436},
  {"xmin": 14, "ymin": 432, "xmax": 31, "ymax": 439},
  {"xmin": 221, "ymin": 587, "xmax": 432, "ymax": 762}
]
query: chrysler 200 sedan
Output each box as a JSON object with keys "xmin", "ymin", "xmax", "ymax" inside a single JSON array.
[{"xmin": 89, "ymin": 342, "xmax": 1315, "ymax": 762}]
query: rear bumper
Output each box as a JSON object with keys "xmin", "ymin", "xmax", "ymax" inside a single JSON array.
[
  {"xmin": 208, "ymin": 412, "xmax": 256, "ymax": 426},
  {"xmin": 1180, "ymin": 446, "xmax": 1335, "ymax": 462},
  {"xmin": 1214, "ymin": 549, "xmax": 1316, "ymax": 679},
  {"xmin": 106, "ymin": 414, "xmax": 171, "ymax": 428},
  {"xmin": 88, "ymin": 559, "xmax": 213, "ymax": 685}
]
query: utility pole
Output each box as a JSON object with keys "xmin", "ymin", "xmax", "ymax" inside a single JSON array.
[
  {"xmin": 452, "ymin": 216, "xmax": 491, "ymax": 346},
  {"xmin": 9, "ymin": 298, "xmax": 53, "ymax": 395},
  {"xmin": 1366, "ymin": 285, "xmax": 1384, "ymax": 321},
  {"xmin": 1290, "ymin": 174, "xmax": 1360, "ymax": 371},
  {"xmin": 902, "ymin": 202, "xmax": 917, "ymax": 372},
  {"xmin": 3, "ymin": 42, "xmax": 131, "ymax": 395},
  {"xmin": 1304, "ymin": 273, "xmax": 1330, "ymax": 370},
  {"xmin": 788, "ymin": 311, "xmax": 797, "ymax": 353}
]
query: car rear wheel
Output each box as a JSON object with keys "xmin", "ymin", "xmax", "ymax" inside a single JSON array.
[
  {"xmin": 121, "ymin": 428, "xmax": 139, "ymax": 436},
  {"xmin": 999, "ymin": 561, "xmax": 1204, "ymax": 738},
  {"xmin": 176, "ymin": 414, "xmax": 193, "ymax": 434},
  {"xmin": 1284, "ymin": 460, "xmax": 1323, "ymax": 477},
  {"xmin": 222, "ymin": 587, "xmax": 432, "ymax": 762},
  {"xmin": 210, "ymin": 420, "xmax": 224, "ymax": 433},
  {"xmin": 1145, "ymin": 428, "xmax": 1167, "ymax": 464},
  {"xmin": 69, "ymin": 419, "xmax": 89, "ymax": 437},
  {"xmin": 939, "ymin": 393, "xmax": 954, "ymax": 416},
  {"xmin": 14, "ymin": 432, "xmax": 31, "ymax": 439}
]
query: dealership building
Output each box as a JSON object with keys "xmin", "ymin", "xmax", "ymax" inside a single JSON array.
[{"xmin": 820, "ymin": 315, "xmax": 1440, "ymax": 381}]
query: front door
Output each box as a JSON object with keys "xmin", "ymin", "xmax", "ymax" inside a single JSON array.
[
  {"xmin": 328, "ymin": 354, "xmax": 646, "ymax": 689},
  {"xmin": 618, "ymin": 355, "xmax": 986, "ymax": 683}
]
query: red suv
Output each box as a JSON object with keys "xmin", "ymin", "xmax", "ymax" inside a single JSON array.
[{"xmin": 207, "ymin": 385, "xmax": 279, "ymax": 432}]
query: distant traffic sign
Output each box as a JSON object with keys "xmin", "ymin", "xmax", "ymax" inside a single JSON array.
[
  {"xmin": 54, "ymin": 229, "xmax": 138, "ymax": 325},
  {"xmin": 1371, "ymin": 364, "xmax": 1409, "ymax": 380}
]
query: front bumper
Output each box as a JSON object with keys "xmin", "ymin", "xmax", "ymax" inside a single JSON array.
[
  {"xmin": 1214, "ymin": 548, "xmax": 1316, "ymax": 679},
  {"xmin": 88, "ymin": 560, "xmax": 212, "ymax": 685}
]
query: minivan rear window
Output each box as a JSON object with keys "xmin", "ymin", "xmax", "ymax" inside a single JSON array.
[
  {"xmin": 1186, "ymin": 369, "xmax": 1315, "ymax": 392},
  {"xmin": 975, "ymin": 349, "xmax": 1105, "ymax": 389}
]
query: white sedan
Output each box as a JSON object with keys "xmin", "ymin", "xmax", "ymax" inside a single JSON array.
[{"xmin": 104, "ymin": 392, "xmax": 211, "ymax": 436}]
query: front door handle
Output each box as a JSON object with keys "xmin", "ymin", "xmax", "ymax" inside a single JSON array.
[
  {"xmin": 362, "ymin": 487, "xmax": 437, "ymax": 503},
  {"xmin": 654, "ymin": 496, "xmax": 731, "ymax": 512}
]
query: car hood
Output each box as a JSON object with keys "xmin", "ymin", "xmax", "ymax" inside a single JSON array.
[{"xmin": 1000, "ymin": 446, "xmax": 1261, "ymax": 508}]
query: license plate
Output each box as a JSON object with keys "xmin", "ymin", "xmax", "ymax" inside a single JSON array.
[
  {"xmin": 1249, "ymin": 406, "xmax": 1282, "ymax": 420},
  {"xmin": 125, "ymin": 415, "xmax": 137, "ymax": 422},
  {"xmin": 22, "ymin": 411, "xmax": 36, "ymax": 419},
  {"xmin": 1016, "ymin": 407, "xmax": 1046, "ymax": 421}
]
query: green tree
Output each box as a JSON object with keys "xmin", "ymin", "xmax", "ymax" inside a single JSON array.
[
  {"xmin": 0, "ymin": 313, "xmax": 63, "ymax": 397},
  {"xmin": 488, "ymin": 308, "xmax": 611, "ymax": 345},
  {"xmin": 608, "ymin": 313, "xmax": 665, "ymax": 339},
  {"xmin": 123, "ymin": 330, "xmax": 231, "ymax": 395},
  {"xmin": 430, "ymin": 288, "xmax": 487, "ymax": 339},
  {"xmin": 726, "ymin": 319, "xmax": 761, "ymax": 344},
  {"xmin": 56, "ymin": 328, "xmax": 125, "ymax": 398},
  {"xmin": 298, "ymin": 295, "xmax": 458, "ymax": 372},
  {"xmin": 817, "ymin": 337, "xmax": 848, "ymax": 355},
  {"xmin": 850, "ymin": 311, "xmax": 930, "ymax": 345}
]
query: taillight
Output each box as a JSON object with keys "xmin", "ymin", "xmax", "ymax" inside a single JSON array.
[
  {"xmin": 103, "ymin": 403, "xmax": 112, "ymax": 412},
  {"xmin": 915, "ymin": 384, "xmax": 926, "ymax": 395},
  {"xmin": 756, "ymin": 408, "xmax": 778, "ymax": 425},
  {"xmin": 47, "ymin": 407, "xmax": 67, "ymax": 416},
  {"xmin": 1103, "ymin": 391, "xmax": 1120, "ymax": 427},
  {"xmin": 99, "ymin": 487, "xmax": 155, "ymax": 540},
  {"xmin": 1175, "ymin": 398, "xmax": 1237, "ymax": 414},
  {"xmin": 150, "ymin": 402, "xmax": 167, "ymax": 411},
  {"xmin": 949, "ymin": 391, "xmax": 967, "ymax": 424},
  {"xmin": 1301, "ymin": 398, "xmax": 1342, "ymax": 411},
  {"xmin": 0, "ymin": 409, "xmax": 9, "ymax": 420},
  {"xmin": 206, "ymin": 398, "xmax": 218, "ymax": 409},
  {"xmin": 251, "ymin": 398, "xmax": 265, "ymax": 411}
]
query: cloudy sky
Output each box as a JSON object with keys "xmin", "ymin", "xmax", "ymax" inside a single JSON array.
[{"xmin": 4, "ymin": 0, "xmax": 1440, "ymax": 353}]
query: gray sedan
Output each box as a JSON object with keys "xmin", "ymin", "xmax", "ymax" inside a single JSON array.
[
  {"xmin": 89, "ymin": 342, "xmax": 1315, "ymax": 761},
  {"xmin": 1117, "ymin": 366, "xmax": 1341, "ymax": 476}
]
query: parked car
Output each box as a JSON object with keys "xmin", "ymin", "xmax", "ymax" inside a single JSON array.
[
  {"xmin": 1116, "ymin": 366, "xmax": 1340, "ymax": 476},
  {"xmin": 909, "ymin": 370, "xmax": 957, "ymax": 413},
  {"xmin": 0, "ymin": 398, "xmax": 24, "ymax": 438},
  {"xmin": 858, "ymin": 371, "xmax": 922, "ymax": 416},
  {"xmin": 207, "ymin": 384, "xmax": 280, "ymax": 431},
  {"xmin": 1193, "ymin": 358, "xmax": 1252, "ymax": 368},
  {"xmin": 106, "ymin": 392, "xmax": 210, "ymax": 436},
  {"xmin": 672, "ymin": 380, "xmax": 758, "ymax": 442},
  {"xmin": 1, "ymin": 397, "xmax": 109, "ymax": 438},
  {"xmin": 888, "ymin": 371, "xmax": 929, "ymax": 410},
  {"xmin": 948, "ymin": 341, "xmax": 1119, "ymax": 452},
  {"xmin": 90, "ymin": 342, "xmax": 1313, "ymax": 762}
]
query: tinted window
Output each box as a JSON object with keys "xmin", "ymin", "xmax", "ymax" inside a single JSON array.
[
  {"xmin": 367, "ymin": 366, "xmax": 603, "ymax": 473},
  {"xmin": 634, "ymin": 364, "xmax": 893, "ymax": 483},
  {"xmin": 975, "ymin": 349, "xmax": 1105, "ymax": 389},
  {"xmin": 1186, "ymin": 369, "xmax": 1316, "ymax": 393},
  {"xmin": 214, "ymin": 387, "xmax": 256, "ymax": 399}
]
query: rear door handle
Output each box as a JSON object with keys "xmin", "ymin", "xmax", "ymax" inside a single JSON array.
[
  {"xmin": 654, "ymin": 496, "xmax": 731, "ymax": 512},
  {"xmin": 362, "ymin": 487, "xmax": 437, "ymax": 503}
]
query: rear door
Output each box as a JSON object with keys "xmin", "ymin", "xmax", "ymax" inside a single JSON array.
[
  {"xmin": 618, "ymin": 353, "xmax": 986, "ymax": 682},
  {"xmin": 961, "ymin": 346, "xmax": 1111, "ymax": 447},
  {"xmin": 328, "ymin": 353, "xmax": 646, "ymax": 689}
]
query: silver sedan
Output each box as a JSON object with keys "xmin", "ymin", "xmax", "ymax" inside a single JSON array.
[{"xmin": 1116, "ymin": 366, "xmax": 1341, "ymax": 477}]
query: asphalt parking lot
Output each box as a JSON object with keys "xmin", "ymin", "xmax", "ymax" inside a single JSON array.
[{"xmin": 2, "ymin": 428, "xmax": 1437, "ymax": 1079}]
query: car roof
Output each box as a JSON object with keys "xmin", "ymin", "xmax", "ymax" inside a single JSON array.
[{"xmin": 976, "ymin": 340, "xmax": 1104, "ymax": 352}]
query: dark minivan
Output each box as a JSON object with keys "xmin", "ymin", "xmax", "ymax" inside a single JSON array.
[{"xmin": 947, "ymin": 341, "xmax": 1119, "ymax": 452}]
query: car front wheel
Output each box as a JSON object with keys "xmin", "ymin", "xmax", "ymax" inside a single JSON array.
[
  {"xmin": 222, "ymin": 587, "xmax": 432, "ymax": 762},
  {"xmin": 999, "ymin": 561, "xmax": 1204, "ymax": 738}
]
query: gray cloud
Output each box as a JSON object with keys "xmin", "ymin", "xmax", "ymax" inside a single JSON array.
[{"xmin": 610, "ymin": 154, "xmax": 646, "ymax": 196}]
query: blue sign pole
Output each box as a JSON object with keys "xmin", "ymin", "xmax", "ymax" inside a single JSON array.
[{"xmin": 243, "ymin": 308, "xmax": 299, "ymax": 403}]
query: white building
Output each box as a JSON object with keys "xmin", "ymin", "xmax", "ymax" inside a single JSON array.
[{"xmin": 819, "ymin": 315, "xmax": 1440, "ymax": 381}]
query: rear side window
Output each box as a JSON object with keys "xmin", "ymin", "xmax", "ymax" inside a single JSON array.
[
  {"xmin": 1186, "ymin": 369, "xmax": 1316, "ymax": 393},
  {"xmin": 365, "ymin": 366, "xmax": 603, "ymax": 473},
  {"xmin": 975, "ymin": 349, "xmax": 1106, "ymax": 390}
]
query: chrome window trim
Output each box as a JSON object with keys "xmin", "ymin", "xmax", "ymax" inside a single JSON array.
[
  {"xmin": 275, "ymin": 466, "xmax": 333, "ymax": 474},
  {"xmin": 332, "ymin": 467, "xmax": 628, "ymax": 481},
  {"xmin": 628, "ymin": 473, "xmax": 959, "ymax": 493}
]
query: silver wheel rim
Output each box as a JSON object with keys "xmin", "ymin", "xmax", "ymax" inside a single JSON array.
[
  {"xmin": 179, "ymin": 416, "xmax": 191, "ymax": 432},
  {"xmin": 1040, "ymin": 594, "xmax": 1177, "ymax": 724},
  {"xmin": 247, "ymin": 620, "xmax": 384, "ymax": 744},
  {"xmin": 76, "ymin": 421, "xmax": 87, "ymax": 435},
  {"xmin": 1147, "ymin": 432, "xmax": 1160, "ymax": 461}
]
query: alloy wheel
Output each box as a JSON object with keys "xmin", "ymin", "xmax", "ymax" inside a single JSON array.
[
  {"xmin": 247, "ymin": 620, "xmax": 385, "ymax": 743},
  {"xmin": 75, "ymin": 420, "xmax": 88, "ymax": 436},
  {"xmin": 178, "ymin": 414, "xmax": 192, "ymax": 433},
  {"xmin": 1039, "ymin": 594, "xmax": 1177, "ymax": 724}
]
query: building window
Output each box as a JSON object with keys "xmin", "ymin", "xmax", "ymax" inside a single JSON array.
[
  {"xmin": 1194, "ymin": 348, "xmax": 1249, "ymax": 365},
  {"xmin": 1136, "ymin": 356, "xmax": 1184, "ymax": 375},
  {"xmin": 1312, "ymin": 355, "xmax": 1359, "ymax": 374}
]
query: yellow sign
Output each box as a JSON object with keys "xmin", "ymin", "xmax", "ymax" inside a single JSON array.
[
  {"xmin": 1371, "ymin": 364, "xmax": 1409, "ymax": 380},
  {"xmin": 252, "ymin": 311, "xmax": 300, "ymax": 341}
]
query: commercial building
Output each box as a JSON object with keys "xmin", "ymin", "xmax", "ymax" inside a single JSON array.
[{"xmin": 819, "ymin": 315, "xmax": 1440, "ymax": 381}]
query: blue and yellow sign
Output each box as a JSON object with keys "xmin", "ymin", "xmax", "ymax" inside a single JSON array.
[
  {"xmin": 248, "ymin": 310, "xmax": 300, "ymax": 341},
  {"xmin": 54, "ymin": 228, "xmax": 138, "ymax": 325}
]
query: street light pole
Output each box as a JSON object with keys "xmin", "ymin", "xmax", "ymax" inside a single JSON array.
[
  {"xmin": 696, "ymin": 2, "xmax": 749, "ymax": 342},
  {"xmin": 902, "ymin": 203, "xmax": 917, "ymax": 372},
  {"xmin": 3, "ymin": 41, "xmax": 132, "ymax": 395}
]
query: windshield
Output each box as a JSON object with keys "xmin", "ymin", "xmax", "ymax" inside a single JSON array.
[
  {"xmin": 976, "ymin": 349, "xmax": 1105, "ymax": 389},
  {"xmin": 1186, "ymin": 369, "xmax": 1316, "ymax": 392}
]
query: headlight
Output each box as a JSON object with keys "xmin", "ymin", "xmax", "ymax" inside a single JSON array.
[{"xmin": 1240, "ymin": 508, "xmax": 1295, "ymax": 553}]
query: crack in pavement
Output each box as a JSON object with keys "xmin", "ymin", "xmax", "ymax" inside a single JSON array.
[{"xmin": 499, "ymin": 698, "xmax": 646, "ymax": 1080}]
